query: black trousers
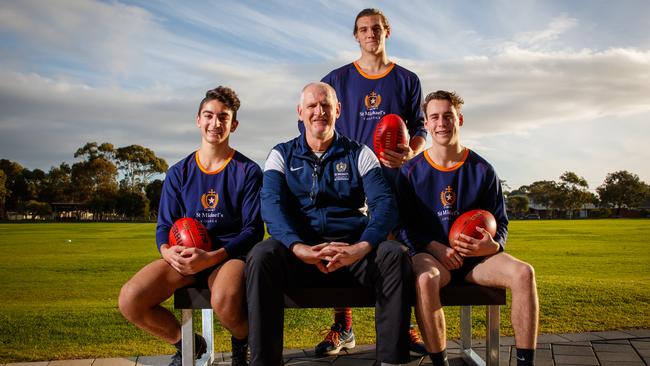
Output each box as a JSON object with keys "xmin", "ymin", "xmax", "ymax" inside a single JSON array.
[{"xmin": 246, "ymin": 238, "xmax": 412, "ymax": 366}]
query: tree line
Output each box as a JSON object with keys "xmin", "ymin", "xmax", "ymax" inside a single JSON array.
[
  {"xmin": 1, "ymin": 144, "xmax": 649, "ymax": 220},
  {"xmin": 0, "ymin": 142, "xmax": 167, "ymax": 220},
  {"xmin": 505, "ymin": 171, "xmax": 650, "ymax": 218}
]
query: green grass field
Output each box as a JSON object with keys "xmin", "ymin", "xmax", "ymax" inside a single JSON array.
[{"xmin": 1, "ymin": 219, "xmax": 649, "ymax": 362}]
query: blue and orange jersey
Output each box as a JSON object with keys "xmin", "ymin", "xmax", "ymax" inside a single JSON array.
[
  {"xmin": 156, "ymin": 150, "xmax": 264, "ymax": 258},
  {"xmin": 322, "ymin": 62, "xmax": 426, "ymax": 148},
  {"xmin": 396, "ymin": 149, "xmax": 509, "ymax": 252}
]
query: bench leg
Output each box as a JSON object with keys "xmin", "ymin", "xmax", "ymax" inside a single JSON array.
[
  {"xmin": 486, "ymin": 305, "xmax": 500, "ymax": 366},
  {"xmin": 201, "ymin": 309, "xmax": 214, "ymax": 365},
  {"xmin": 181, "ymin": 309, "xmax": 195, "ymax": 366},
  {"xmin": 460, "ymin": 305, "xmax": 486, "ymax": 366}
]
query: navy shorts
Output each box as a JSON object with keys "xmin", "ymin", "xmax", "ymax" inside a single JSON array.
[
  {"xmin": 411, "ymin": 249, "xmax": 487, "ymax": 284},
  {"xmin": 449, "ymin": 256, "xmax": 487, "ymax": 284}
]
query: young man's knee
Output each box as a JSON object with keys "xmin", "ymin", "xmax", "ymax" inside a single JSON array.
[
  {"xmin": 415, "ymin": 268, "xmax": 444, "ymax": 294},
  {"xmin": 212, "ymin": 293, "xmax": 243, "ymax": 327},
  {"xmin": 514, "ymin": 261, "xmax": 536, "ymax": 286},
  {"xmin": 118, "ymin": 281, "xmax": 140, "ymax": 318}
]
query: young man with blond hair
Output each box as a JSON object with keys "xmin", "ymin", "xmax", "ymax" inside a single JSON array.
[{"xmin": 397, "ymin": 90, "xmax": 539, "ymax": 366}]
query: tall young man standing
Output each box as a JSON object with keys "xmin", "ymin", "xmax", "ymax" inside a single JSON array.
[{"xmin": 312, "ymin": 8, "xmax": 428, "ymax": 356}]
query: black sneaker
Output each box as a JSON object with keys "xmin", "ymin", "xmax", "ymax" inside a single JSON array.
[
  {"xmin": 314, "ymin": 323, "xmax": 356, "ymax": 356},
  {"xmin": 169, "ymin": 334, "xmax": 207, "ymax": 366},
  {"xmin": 231, "ymin": 336, "xmax": 248, "ymax": 366}
]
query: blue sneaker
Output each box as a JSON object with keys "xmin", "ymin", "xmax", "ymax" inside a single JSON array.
[{"xmin": 314, "ymin": 323, "xmax": 356, "ymax": 356}]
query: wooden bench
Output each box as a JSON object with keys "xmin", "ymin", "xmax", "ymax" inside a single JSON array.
[{"xmin": 174, "ymin": 283, "xmax": 505, "ymax": 366}]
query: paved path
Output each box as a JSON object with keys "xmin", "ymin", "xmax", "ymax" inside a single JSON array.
[{"xmin": 3, "ymin": 329, "xmax": 649, "ymax": 366}]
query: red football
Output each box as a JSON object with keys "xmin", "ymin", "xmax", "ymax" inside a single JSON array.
[
  {"xmin": 448, "ymin": 209, "xmax": 497, "ymax": 248},
  {"xmin": 373, "ymin": 114, "xmax": 409, "ymax": 156},
  {"xmin": 169, "ymin": 218, "xmax": 212, "ymax": 251}
]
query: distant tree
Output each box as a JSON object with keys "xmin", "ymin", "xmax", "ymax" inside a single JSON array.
[
  {"xmin": 71, "ymin": 158, "xmax": 118, "ymax": 202},
  {"xmin": 7, "ymin": 167, "xmax": 45, "ymax": 215},
  {"xmin": 71, "ymin": 142, "xmax": 118, "ymax": 202},
  {"xmin": 0, "ymin": 159, "xmax": 25, "ymax": 211},
  {"xmin": 116, "ymin": 188, "xmax": 149, "ymax": 219},
  {"xmin": 557, "ymin": 171, "xmax": 592, "ymax": 218},
  {"xmin": 587, "ymin": 191, "xmax": 600, "ymax": 207},
  {"xmin": 85, "ymin": 189, "xmax": 118, "ymax": 221},
  {"xmin": 74, "ymin": 142, "xmax": 115, "ymax": 161},
  {"xmin": 23, "ymin": 168, "xmax": 46, "ymax": 201},
  {"xmin": 523, "ymin": 180, "xmax": 558, "ymax": 216},
  {"xmin": 0, "ymin": 159, "xmax": 24, "ymax": 180},
  {"xmin": 115, "ymin": 145, "xmax": 168, "ymax": 192},
  {"xmin": 145, "ymin": 179, "xmax": 164, "ymax": 219},
  {"xmin": 507, "ymin": 195, "xmax": 529, "ymax": 217},
  {"xmin": 0, "ymin": 169, "xmax": 7, "ymax": 219},
  {"xmin": 509, "ymin": 186, "xmax": 528, "ymax": 196},
  {"xmin": 597, "ymin": 170, "xmax": 650, "ymax": 216},
  {"xmin": 40, "ymin": 163, "xmax": 73, "ymax": 203}
]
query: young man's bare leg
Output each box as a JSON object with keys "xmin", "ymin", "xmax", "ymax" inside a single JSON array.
[
  {"xmin": 119, "ymin": 259, "xmax": 194, "ymax": 343},
  {"xmin": 467, "ymin": 253, "xmax": 538, "ymax": 364},
  {"xmin": 208, "ymin": 258, "xmax": 248, "ymax": 365},
  {"xmin": 412, "ymin": 253, "xmax": 451, "ymax": 366},
  {"xmin": 208, "ymin": 258, "xmax": 247, "ymax": 338}
]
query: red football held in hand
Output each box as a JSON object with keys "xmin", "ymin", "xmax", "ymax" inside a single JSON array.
[
  {"xmin": 448, "ymin": 209, "xmax": 497, "ymax": 248},
  {"xmin": 373, "ymin": 114, "xmax": 409, "ymax": 156},
  {"xmin": 169, "ymin": 218, "xmax": 212, "ymax": 251}
]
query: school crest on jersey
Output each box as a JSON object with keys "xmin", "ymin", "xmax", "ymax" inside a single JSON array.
[
  {"xmin": 440, "ymin": 186, "xmax": 456, "ymax": 207},
  {"xmin": 364, "ymin": 91, "xmax": 381, "ymax": 110},
  {"xmin": 201, "ymin": 189, "xmax": 219, "ymax": 210}
]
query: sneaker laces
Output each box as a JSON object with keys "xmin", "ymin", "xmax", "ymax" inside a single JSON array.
[
  {"xmin": 409, "ymin": 326, "xmax": 424, "ymax": 344},
  {"xmin": 319, "ymin": 327, "xmax": 341, "ymax": 346}
]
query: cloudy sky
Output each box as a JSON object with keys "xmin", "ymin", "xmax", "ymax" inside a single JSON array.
[{"xmin": 1, "ymin": 0, "xmax": 649, "ymax": 191}]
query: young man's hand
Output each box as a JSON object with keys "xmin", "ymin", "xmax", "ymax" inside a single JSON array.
[
  {"xmin": 161, "ymin": 244, "xmax": 226, "ymax": 276},
  {"xmin": 452, "ymin": 227, "xmax": 500, "ymax": 257},
  {"xmin": 161, "ymin": 244, "xmax": 186, "ymax": 273},
  {"xmin": 378, "ymin": 136, "xmax": 426, "ymax": 168},
  {"xmin": 379, "ymin": 144, "xmax": 411, "ymax": 168}
]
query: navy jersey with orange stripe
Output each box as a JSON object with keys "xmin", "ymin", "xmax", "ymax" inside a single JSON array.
[
  {"xmin": 299, "ymin": 62, "xmax": 426, "ymax": 148},
  {"xmin": 395, "ymin": 149, "xmax": 508, "ymax": 253},
  {"xmin": 156, "ymin": 150, "xmax": 264, "ymax": 258}
]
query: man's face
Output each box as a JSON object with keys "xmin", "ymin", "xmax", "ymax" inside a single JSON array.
[
  {"xmin": 196, "ymin": 99, "xmax": 238, "ymax": 145},
  {"xmin": 298, "ymin": 85, "xmax": 340, "ymax": 141},
  {"xmin": 425, "ymin": 99, "xmax": 463, "ymax": 147},
  {"xmin": 354, "ymin": 15, "xmax": 389, "ymax": 55}
]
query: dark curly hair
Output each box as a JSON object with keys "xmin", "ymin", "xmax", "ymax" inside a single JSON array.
[{"xmin": 198, "ymin": 86, "xmax": 241, "ymax": 121}]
